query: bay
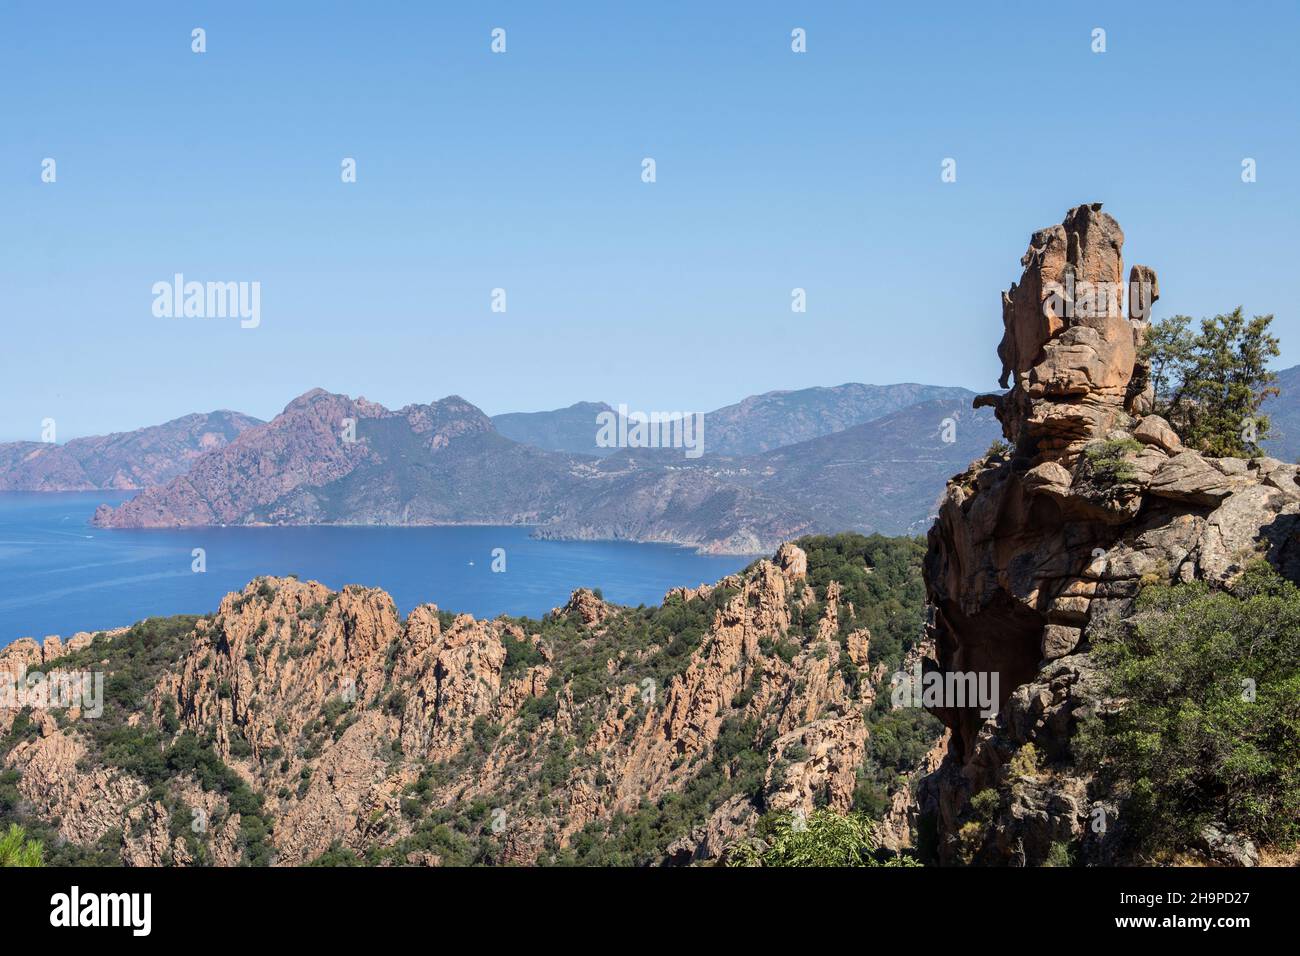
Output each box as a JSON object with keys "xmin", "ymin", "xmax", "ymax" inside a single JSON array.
[{"xmin": 0, "ymin": 492, "xmax": 752, "ymax": 645}]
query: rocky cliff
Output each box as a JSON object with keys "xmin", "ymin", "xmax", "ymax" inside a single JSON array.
[
  {"xmin": 0, "ymin": 537, "xmax": 924, "ymax": 866},
  {"xmin": 917, "ymin": 203, "xmax": 1300, "ymax": 865}
]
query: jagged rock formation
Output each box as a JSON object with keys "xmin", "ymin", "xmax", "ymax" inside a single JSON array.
[
  {"xmin": 0, "ymin": 628, "xmax": 122, "ymax": 737},
  {"xmin": 920, "ymin": 203, "xmax": 1300, "ymax": 865},
  {"xmin": 0, "ymin": 542, "xmax": 898, "ymax": 866}
]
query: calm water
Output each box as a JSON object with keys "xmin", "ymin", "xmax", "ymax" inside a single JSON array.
[{"xmin": 0, "ymin": 492, "xmax": 751, "ymax": 645}]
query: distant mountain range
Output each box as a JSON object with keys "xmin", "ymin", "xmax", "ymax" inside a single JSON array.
[
  {"xmin": 10, "ymin": 370, "xmax": 1299, "ymax": 552},
  {"xmin": 490, "ymin": 383, "xmax": 973, "ymax": 457},
  {"xmin": 0, "ymin": 411, "xmax": 261, "ymax": 491},
  {"xmin": 529, "ymin": 398, "xmax": 998, "ymax": 547},
  {"xmin": 65, "ymin": 384, "xmax": 994, "ymax": 552},
  {"xmin": 1262, "ymin": 365, "xmax": 1300, "ymax": 463},
  {"xmin": 491, "ymin": 401, "xmax": 616, "ymax": 457}
]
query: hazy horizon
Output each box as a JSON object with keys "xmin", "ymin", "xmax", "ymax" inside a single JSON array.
[
  {"xmin": 0, "ymin": 377, "xmax": 991, "ymax": 443},
  {"xmin": 4, "ymin": 1, "xmax": 1297, "ymax": 440}
]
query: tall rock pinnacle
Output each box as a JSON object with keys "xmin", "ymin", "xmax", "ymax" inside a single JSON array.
[
  {"xmin": 978, "ymin": 202, "xmax": 1158, "ymax": 462},
  {"xmin": 919, "ymin": 203, "xmax": 1300, "ymax": 865}
]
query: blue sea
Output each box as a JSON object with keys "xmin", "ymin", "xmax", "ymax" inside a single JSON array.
[{"xmin": 0, "ymin": 492, "xmax": 752, "ymax": 646}]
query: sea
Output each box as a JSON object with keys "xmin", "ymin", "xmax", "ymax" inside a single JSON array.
[{"xmin": 0, "ymin": 492, "xmax": 752, "ymax": 646}]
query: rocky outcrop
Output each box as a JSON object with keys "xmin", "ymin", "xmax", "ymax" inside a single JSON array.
[
  {"xmin": 919, "ymin": 204, "xmax": 1300, "ymax": 865},
  {"xmin": 0, "ymin": 627, "xmax": 122, "ymax": 735},
  {"xmin": 553, "ymin": 588, "xmax": 610, "ymax": 627},
  {"xmin": 1, "ymin": 542, "xmax": 893, "ymax": 866},
  {"xmin": 985, "ymin": 203, "xmax": 1155, "ymax": 459}
]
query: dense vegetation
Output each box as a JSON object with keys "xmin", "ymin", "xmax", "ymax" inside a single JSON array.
[
  {"xmin": 1078, "ymin": 561, "xmax": 1300, "ymax": 857},
  {"xmin": 726, "ymin": 809, "xmax": 915, "ymax": 867},
  {"xmin": 0, "ymin": 616, "xmax": 274, "ymax": 866},
  {"xmin": 1139, "ymin": 308, "xmax": 1279, "ymax": 457},
  {"xmin": 2, "ymin": 532, "xmax": 941, "ymax": 867},
  {"xmin": 792, "ymin": 533, "xmax": 927, "ymax": 666},
  {"xmin": 544, "ymin": 533, "xmax": 939, "ymax": 865}
]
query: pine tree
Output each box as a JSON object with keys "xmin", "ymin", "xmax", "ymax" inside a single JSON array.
[
  {"xmin": 0, "ymin": 824, "xmax": 44, "ymax": 867},
  {"xmin": 1139, "ymin": 307, "xmax": 1279, "ymax": 457}
]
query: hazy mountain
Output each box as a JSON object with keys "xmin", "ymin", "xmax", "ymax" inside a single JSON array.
[
  {"xmin": 91, "ymin": 389, "xmax": 586, "ymax": 529},
  {"xmin": 530, "ymin": 399, "xmax": 999, "ymax": 545},
  {"xmin": 739, "ymin": 398, "xmax": 1002, "ymax": 535},
  {"xmin": 89, "ymin": 388, "xmax": 996, "ymax": 552},
  {"xmin": 491, "ymin": 383, "xmax": 975, "ymax": 457},
  {"xmin": 491, "ymin": 401, "xmax": 615, "ymax": 456},
  {"xmin": 1261, "ymin": 364, "xmax": 1300, "ymax": 463},
  {"xmin": 89, "ymin": 390, "xmax": 798, "ymax": 552},
  {"xmin": 532, "ymin": 452, "xmax": 814, "ymax": 553},
  {"xmin": 0, "ymin": 410, "xmax": 262, "ymax": 491},
  {"xmin": 703, "ymin": 383, "xmax": 978, "ymax": 456}
]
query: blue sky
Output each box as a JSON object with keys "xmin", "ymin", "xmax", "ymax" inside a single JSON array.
[{"xmin": 2, "ymin": 1, "xmax": 1297, "ymax": 439}]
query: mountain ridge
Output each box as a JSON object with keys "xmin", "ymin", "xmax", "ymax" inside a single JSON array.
[
  {"xmin": 0, "ymin": 535, "xmax": 937, "ymax": 866},
  {"xmin": 490, "ymin": 382, "xmax": 979, "ymax": 457},
  {"xmin": 89, "ymin": 387, "xmax": 1000, "ymax": 552},
  {"xmin": 0, "ymin": 410, "xmax": 263, "ymax": 491}
]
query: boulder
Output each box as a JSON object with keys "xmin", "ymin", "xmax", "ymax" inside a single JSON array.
[
  {"xmin": 1147, "ymin": 452, "xmax": 1241, "ymax": 505},
  {"xmin": 1133, "ymin": 415, "xmax": 1182, "ymax": 453},
  {"xmin": 1198, "ymin": 825, "xmax": 1259, "ymax": 867}
]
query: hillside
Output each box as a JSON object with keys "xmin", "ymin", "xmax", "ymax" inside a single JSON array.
[
  {"xmin": 0, "ymin": 411, "xmax": 262, "ymax": 491},
  {"xmin": 704, "ymin": 383, "xmax": 978, "ymax": 456},
  {"xmin": 90, "ymin": 390, "xmax": 585, "ymax": 529},
  {"xmin": 1261, "ymin": 363, "xmax": 1300, "ymax": 463},
  {"xmin": 738, "ymin": 398, "xmax": 1001, "ymax": 535},
  {"xmin": 0, "ymin": 535, "xmax": 940, "ymax": 866},
  {"xmin": 90, "ymin": 388, "xmax": 1000, "ymax": 553},
  {"xmin": 489, "ymin": 384, "xmax": 976, "ymax": 458},
  {"xmin": 491, "ymin": 402, "xmax": 615, "ymax": 456}
]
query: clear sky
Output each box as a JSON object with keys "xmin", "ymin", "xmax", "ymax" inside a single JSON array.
[{"xmin": 2, "ymin": 1, "xmax": 1297, "ymax": 440}]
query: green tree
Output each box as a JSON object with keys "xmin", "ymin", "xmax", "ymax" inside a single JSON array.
[
  {"xmin": 1139, "ymin": 308, "xmax": 1279, "ymax": 457},
  {"xmin": 0, "ymin": 823, "xmax": 44, "ymax": 867},
  {"xmin": 1077, "ymin": 562, "xmax": 1300, "ymax": 854}
]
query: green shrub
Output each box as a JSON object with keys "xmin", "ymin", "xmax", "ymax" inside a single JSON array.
[
  {"xmin": 969, "ymin": 788, "xmax": 999, "ymax": 821},
  {"xmin": 1007, "ymin": 743, "xmax": 1042, "ymax": 779},
  {"xmin": 1080, "ymin": 438, "xmax": 1142, "ymax": 486},
  {"xmin": 726, "ymin": 809, "xmax": 915, "ymax": 867},
  {"xmin": 1044, "ymin": 841, "xmax": 1076, "ymax": 868},
  {"xmin": 1077, "ymin": 561, "xmax": 1300, "ymax": 853},
  {"xmin": 0, "ymin": 824, "xmax": 43, "ymax": 867}
]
